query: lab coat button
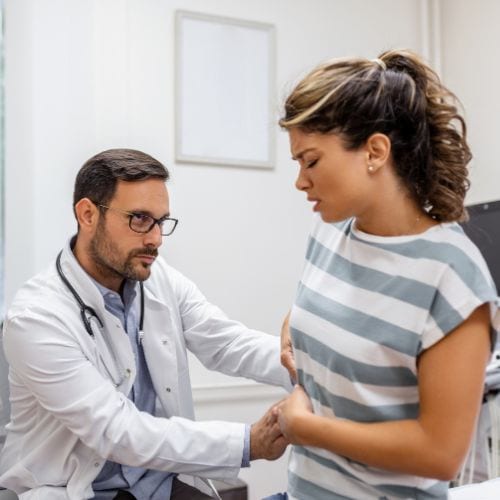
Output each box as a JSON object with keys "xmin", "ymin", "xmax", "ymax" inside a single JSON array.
[
  {"xmin": 166, "ymin": 387, "xmax": 171, "ymax": 393},
  {"xmin": 94, "ymin": 462, "xmax": 100, "ymax": 467},
  {"xmin": 162, "ymin": 340, "xmax": 168, "ymax": 345}
]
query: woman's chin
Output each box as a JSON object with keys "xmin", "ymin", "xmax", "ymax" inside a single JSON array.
[
  {"xmin": 319, "ymin": 211, "xmax": 346, "ymax": 224},
  {"xmin": 319, "ymin": 211, "xmax": 342, "ymax": 222}
]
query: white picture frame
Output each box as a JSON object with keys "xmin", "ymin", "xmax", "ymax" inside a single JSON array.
[{"xmin": 175, "ymin": 11, "xmax": 276, "ymax": 169}]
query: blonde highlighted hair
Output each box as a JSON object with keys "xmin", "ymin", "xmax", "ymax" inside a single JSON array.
[{"xmin": 280, "ymin": 49, "xmax": 471, "ymax": 222}]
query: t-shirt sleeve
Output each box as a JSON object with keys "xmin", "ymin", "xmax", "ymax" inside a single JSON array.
[{"xmin": 420, "ymin": 254, "xmax": 500, "ymax": 353}]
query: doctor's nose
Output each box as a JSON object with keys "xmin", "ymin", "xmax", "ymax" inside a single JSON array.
[{"xmin": 143, "ymin": 223, "xmax": 163, "ymax": 248}]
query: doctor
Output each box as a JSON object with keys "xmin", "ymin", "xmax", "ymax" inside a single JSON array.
[{"xmin": 0, "ymin": 149, "xmax": 291, "ymax": 499}]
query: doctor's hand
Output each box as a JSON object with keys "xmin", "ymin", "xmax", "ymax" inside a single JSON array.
[
  {"xmin": 250, "ymin": 402, "xmax": 289, "ymax": 461},
  {"xmin": 280, "ymin": 311, "xmax": 297, "ymax": 383}
]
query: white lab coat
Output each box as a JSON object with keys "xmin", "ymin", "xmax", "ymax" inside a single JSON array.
[{"xmin": 0, "ymin": 242, "xmax": 291, "ymax": 499}]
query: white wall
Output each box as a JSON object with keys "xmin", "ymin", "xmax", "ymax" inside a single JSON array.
[
  {"xmin": 4, "ymin": 0, "xmax": 434, "ymax": 498},
  {"xmin": 439, "ymin": 0, "xmax": 500, "ymax": 205},
  {"xmin": 5, "ymin": 0, "xmax": 97, "ymax": 301}
]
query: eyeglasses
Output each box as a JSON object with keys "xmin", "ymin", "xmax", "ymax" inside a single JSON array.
[{"xmin": 97, "ymin": 204, "xmax": 178, "ymax": 236}]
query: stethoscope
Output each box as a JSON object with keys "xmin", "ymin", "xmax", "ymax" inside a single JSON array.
[
  {"xmin": 56, "ymin": 250, "xmax": 145, "ymax": 337},
  {"xmin": 56, "ymin": 250, "xmax": 145, "ymax": 386}
]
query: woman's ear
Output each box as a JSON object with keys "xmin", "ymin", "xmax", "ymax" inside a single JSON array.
[
  {"xmin": 74, "ymin": 198, "xmax": 99, "ymax": 232},
  {"xmin": 365, "ymin": 133, "xmax": 391, "ymax": 173}
]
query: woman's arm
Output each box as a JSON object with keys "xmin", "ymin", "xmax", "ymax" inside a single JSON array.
[{"xmin": 278, "ymin": 304, "xmax": 492, "ymax": 480}]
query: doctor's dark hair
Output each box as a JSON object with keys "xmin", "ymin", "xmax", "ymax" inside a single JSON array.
[
  {"xmin": 280, "ymin": 49, "xmax": 472, "ymax": 222},
  {"xmin": 73, "ymin": 149, "xmax": 169, "ymax": 212}
]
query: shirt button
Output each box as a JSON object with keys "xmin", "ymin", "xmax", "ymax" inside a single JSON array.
[
  {"xmin": 162, "ymin": 340, "xmax": 168, "ymax": 345},
  {"xmin": 94, "ymin": 462, "xmax": 100, "ymax": 467},
  {"xmin": 166, "ymin": 387, "xmax": 171, "ymax": 393}
]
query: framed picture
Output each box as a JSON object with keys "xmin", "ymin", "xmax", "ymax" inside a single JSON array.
[{"xmin": 175, "ymin": 11, "xmax": 276, "ymax": 169}]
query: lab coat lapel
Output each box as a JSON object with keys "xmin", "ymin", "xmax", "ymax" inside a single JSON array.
[{"xmin": 141, "ymin": 288, "xmax": 180, "ymax": 416}]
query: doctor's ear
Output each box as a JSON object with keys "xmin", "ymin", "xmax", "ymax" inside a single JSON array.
[{"xmin": 74, "ymin": 198, "xmax": 100, "ymax": 230}]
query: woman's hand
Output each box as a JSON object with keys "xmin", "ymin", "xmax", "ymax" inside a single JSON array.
[
  {"xmin": 280, "ymin": 311, "xmax": 297, "ymax": 382},
  {"xmin": 277, "ymin": 385, "xmax": 313, "ymax": 444}
]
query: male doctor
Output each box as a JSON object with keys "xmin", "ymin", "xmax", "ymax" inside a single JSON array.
[{"xmin": 0, "ymin": 149, "xmax": 291, "ymax": 499}]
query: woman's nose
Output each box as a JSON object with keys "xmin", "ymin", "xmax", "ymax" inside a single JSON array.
[{"xmin": 295, "ymin": 168, "xmax": 311, "ymax": 192}]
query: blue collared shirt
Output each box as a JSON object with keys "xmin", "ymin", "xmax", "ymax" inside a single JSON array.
[{"xmin": 91, "ymin": 279, "xmax": 176, "ymax": 500}]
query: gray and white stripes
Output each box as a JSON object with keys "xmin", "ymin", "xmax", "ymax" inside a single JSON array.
[{"xmin": 288, "ymin": 216, "xmax": 500, "ymax": 500}]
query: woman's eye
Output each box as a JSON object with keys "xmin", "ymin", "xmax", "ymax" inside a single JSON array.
[{"xmin": 307, "ymin": 159, "xmax": 318, "ymax": 168}]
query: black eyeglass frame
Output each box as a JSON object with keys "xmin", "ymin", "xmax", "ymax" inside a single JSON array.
[{"xmin": 97, "ymin": 204, "xmax": 178, "ymax": 236}]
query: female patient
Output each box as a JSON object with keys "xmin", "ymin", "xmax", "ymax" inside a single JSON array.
[{"xmin": 276, "ymin": 49, "xmax": 500, "ymax": 499}]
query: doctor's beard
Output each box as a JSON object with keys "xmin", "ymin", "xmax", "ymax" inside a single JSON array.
[{"xmin": 89, "ymin": 221, "xmax": 158, "ymax": 283}]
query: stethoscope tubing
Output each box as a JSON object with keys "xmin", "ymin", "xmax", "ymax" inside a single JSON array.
[
  {"xmin": 56, "ymin": 250, "xmax": 144, "ymax": 335},
  {"xmin": 55, "ymin": 250, "xmax": 145, "ymax": 387}
]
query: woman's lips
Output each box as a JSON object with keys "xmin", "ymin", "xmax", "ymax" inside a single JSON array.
[{"xmin": 308, "ymin": 198, "xmax": 320, "ymax": 211}]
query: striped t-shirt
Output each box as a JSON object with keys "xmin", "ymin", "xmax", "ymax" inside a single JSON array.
[{"xmin": 288, "ymin": 215, "xmax": 500, "ymax": 500}]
